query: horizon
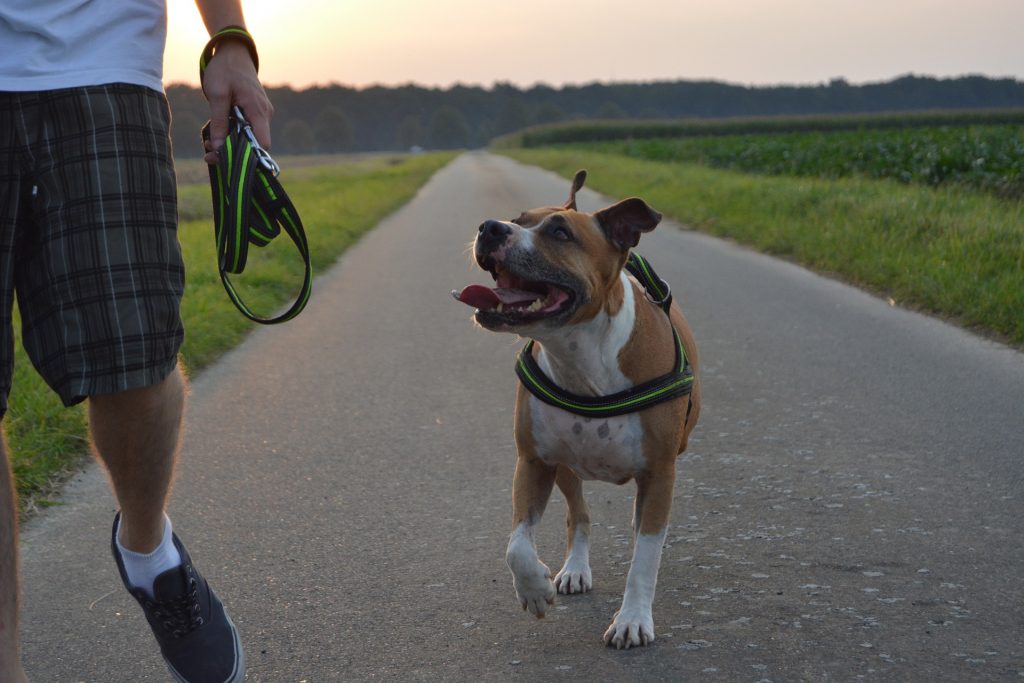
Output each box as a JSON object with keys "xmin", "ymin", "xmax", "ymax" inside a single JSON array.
[
  {"xmin": 163, "ymin": 0, "xmax": 1024, "ymax": 91},
  {"xmin": 163, "ymin": 71, "xmax": 1023, "ymax": 94}
]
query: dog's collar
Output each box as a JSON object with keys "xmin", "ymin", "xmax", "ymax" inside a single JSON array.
[{"xmin": 515, "ymin": 253, "xmax": 694, "ymax": 418}]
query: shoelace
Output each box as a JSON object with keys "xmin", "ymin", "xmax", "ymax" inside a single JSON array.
[{"xmin": 144, "ymin": 575, "xmax": 205, "ymax": 639}]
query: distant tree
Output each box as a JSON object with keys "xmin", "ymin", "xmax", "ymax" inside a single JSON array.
[
  {"xmin": 429, "ymin": 106, "xmax": 470, "ymax": 149},
  {"xmin": 596, "ymin": 101, "xmax": 627, "ymax": 119},
  {"xmin": 534, "ymin": 103, "xmax": 567, "ymax": 125},
  {"xmin": 163, "ymin": 76, "xmax": 1024, "ymax": 155},
  {"xmin": 474, "ymin": 120, "xmax": 495, "ymax": 148},
  {"xmin": 638, "ymin": 108, "xmax": 666, "ymax": 119},
  {"xmin": 169, "ymin": 110, "xmax": 204, "ymax": 158},
  {"xmin": 314, "ymin": 106, "xmax": 354, "ymax": 153},
  {"xmin": 282, "ymin": 119, "xmax": 314, "ymax": 154},
  {"xmin": 396, "ymin": 115, "xmax": 424, "ymax": 149},
  {"xmin": 166, "ymin": 83, "xmax": 210, "ymax": 148},
  {"xmin": 495, "ymin": 99, "xmax": 531, "ymax": 134}
]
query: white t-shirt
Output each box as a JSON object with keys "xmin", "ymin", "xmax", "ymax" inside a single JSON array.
[{"xmin": 0, "ymin": 0, "xmax": 167, "ymax": 92}]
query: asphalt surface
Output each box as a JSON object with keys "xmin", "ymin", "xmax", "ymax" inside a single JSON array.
[{"xmin": 18, "ymin": 152, "xmax": 1024, "ymax": 682}]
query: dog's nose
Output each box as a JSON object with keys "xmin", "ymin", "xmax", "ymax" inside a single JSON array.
[
  {"xmin": 477, "ymin": 220, "xmax": 513, "ymax": 254},
  {"xmin": 479, "ymin": 219, "xmax": 512, "ymax": 239}
]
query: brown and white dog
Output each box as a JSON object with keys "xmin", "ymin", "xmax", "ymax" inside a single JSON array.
[{"xmin": 454, "ymin": 171, "xmax": 701, "ymax": 648}]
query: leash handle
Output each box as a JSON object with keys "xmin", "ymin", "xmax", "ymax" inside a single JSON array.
[{"xmin": 202, "ymin": 112, "xmax": 312, "ymax": 325}]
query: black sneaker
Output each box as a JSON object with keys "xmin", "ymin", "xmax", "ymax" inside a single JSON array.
[{"xmin": 111, "ymin": 513, "xmax": 245, "ymax": 683}]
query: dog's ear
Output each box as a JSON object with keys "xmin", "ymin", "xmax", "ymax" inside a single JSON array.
[
  {"xmin": 594, "ymin": 197, "xmax": 662, "ymax": 250},
  {"xmin": 563, "ymin": 169, "xmax": 587, "ymax": 210}
]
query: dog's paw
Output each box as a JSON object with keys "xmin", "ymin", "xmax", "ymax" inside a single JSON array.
[
  {"xmin": 554, "ymin": 560, "xmax": 592, "ymax": 595},
  {"xmin": 511, "ymin": 564, "xmax": 556, "ymax": 618},
  {"xmin": 603, "ymin": 609, "xmax": 655, "ymax": 649}
]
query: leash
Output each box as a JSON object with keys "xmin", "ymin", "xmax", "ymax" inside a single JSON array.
[
  {"xmin": 198, "ymin": 27, "xmax": 312, "ymax": 324},
  {"xmin": 515, "ymin": 253, "xmax": 694, "ymax": 418}
]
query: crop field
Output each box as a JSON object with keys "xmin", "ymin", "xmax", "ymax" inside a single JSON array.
[
  {"xmin": 585, "ymin": 125, "xmax": 1024, "ymax": 198},
  {"xmin": 507, "ymin": 108, "xmax": 1024, "ymax": 147},
  {"xmin": 499, "ymin": 111, "xmax": 1024, "ymax": 348}
]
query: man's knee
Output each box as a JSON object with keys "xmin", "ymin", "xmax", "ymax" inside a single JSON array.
[{"xmin": 89, "ymin": 366, "xmax": 185, "ymax": 418}]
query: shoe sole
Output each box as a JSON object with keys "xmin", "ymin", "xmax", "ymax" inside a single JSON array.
[{"xmin": 165, "ymin": 612, "xmax": 245, "ymax": 683}]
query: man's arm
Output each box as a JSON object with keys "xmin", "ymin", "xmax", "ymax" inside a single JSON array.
[{"xmin": 193, "ymin": 0, "xmax": 274, "ymax": 164}]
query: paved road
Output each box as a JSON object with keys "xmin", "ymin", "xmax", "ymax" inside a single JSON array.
[{"xmin": 19, "ymin": 152, "xmax": 1024, "ymax": 681}]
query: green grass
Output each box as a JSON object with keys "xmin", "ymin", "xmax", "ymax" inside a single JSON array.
[
  {"xmin": 500, "ymin": 148, "xmax": 1024, "ymax": 346},
  {"xmin": 8, "ymin": 152, "xmax": 455, "ymax": 513}
]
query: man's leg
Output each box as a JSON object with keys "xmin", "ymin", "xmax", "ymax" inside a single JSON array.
[
  {"xmin": 89, "ymin": 367, "xmax": 184, "ymax": 554},
  {"xmin": 92, "ymin": 365, "xmax": 245, "ymax": 683},
  {"xmin": 0, "ymin": 433, "xmax": 28, "ymax": 683}
]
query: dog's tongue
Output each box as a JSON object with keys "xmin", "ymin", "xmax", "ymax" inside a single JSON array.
[
  {"xmin": 455, "ymin": 285, "xmax": 500, "ymax": 309},
  {"xmin": 454, "ymin": 286, "xmax": 541, "ymax": 309}
]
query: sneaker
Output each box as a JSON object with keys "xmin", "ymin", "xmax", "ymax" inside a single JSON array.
[{"xmin": 111, "ymin": 513, "xmax": 245, "ymax": 683}]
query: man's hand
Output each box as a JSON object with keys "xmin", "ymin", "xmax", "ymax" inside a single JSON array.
[{"xmin": 201, "ymin": 39, "xmax": 274, "ymax": 164}]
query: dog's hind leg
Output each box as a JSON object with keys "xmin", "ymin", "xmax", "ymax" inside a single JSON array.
[
  {"xmin": 506, "ymin": 454, "xmax": 557, "ymax": 618},
  {"xmin": 553, "ymin": 465, "xmax": 593, "ymax": 595}
]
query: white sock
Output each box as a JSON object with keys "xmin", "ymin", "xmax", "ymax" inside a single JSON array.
[{"xmin": 116, "ymin": 513, "xmax": 182, "ymax": 598}]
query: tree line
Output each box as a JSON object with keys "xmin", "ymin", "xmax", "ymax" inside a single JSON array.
[{"xmin": 166, "ymin": 74, "xmax": 1024, "ymax": 157}]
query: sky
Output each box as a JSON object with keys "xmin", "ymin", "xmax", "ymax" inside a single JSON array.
[{"xmin": 164, "ymin": 0, "xmax": 1024, "ymax": 90}]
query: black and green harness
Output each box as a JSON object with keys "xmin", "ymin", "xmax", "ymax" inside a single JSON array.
[{"xmin": 515, "ymin": 253, "xmax": 695, "ymax": 418}]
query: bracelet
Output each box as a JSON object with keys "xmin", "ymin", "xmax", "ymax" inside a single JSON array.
[{"xmin": 199, "ymin": 25, "xmax": 259, "ymax": 87}]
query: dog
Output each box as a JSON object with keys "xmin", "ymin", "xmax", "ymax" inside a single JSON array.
[{"xmin": 453, "ymin": 170, "xmax": 701, "ymax": 648}]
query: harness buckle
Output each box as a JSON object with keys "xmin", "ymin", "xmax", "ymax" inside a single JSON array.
[
  {"xmin": 233, "ymin": 106, "xmax": 281, "ymax": 177},
  {"xmin": 645, "ymin": 279, "xmax": 672, "ymax": 308}
]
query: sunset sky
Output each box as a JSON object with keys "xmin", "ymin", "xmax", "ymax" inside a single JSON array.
[{"xmin": 165, "ymin": 0, "xmax": 1024, "ymax": 89}]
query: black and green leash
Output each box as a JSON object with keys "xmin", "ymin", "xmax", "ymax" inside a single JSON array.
[
  {"xmin": 515, "ymin": 253, "xmax": 694, "ymax": 418},
  {"xmin": 199, "ymin": 27, "xmax": 312, "ymax": 324}
]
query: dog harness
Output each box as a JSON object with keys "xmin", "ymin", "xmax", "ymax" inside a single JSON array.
[
  {"xmin": 515, "ymin": 253, "xmax": 695, "ymax": 418},
  {"xmin": 199, "ymin": 27, "xmax": 312, "ymax": 324}
]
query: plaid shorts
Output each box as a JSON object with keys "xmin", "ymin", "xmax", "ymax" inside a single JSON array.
[{"xmin": 0, "ymin": 84, "xmax": 184, "ymax": 414}]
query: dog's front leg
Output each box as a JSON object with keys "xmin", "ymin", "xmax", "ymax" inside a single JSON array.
[
  {"xmin": 506, "ymin": 454, "xmax": 557, "ymax": 618},
  {"xmin": 553, "ymin": 465, "xmax": 593, "ymax": 595},
  {"xmin": 604, "ymin": 463, "xmax": 675, "ymax": 649}
]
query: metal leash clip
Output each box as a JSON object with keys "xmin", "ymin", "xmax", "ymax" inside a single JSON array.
[
  {"xmin": 645, "ymin": 279, "xmax": 672, "ymax": 308},
  {"xmin": 233, "ymin": 105, "xmax": 280, "ymax": 177},
  {"xmin": 625, "ymin": 252, "xmax": 673, "ymax": 313}
]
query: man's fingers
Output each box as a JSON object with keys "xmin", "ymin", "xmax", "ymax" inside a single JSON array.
[
  {"xmin": 208, "ymin": 114, "xmax": 230, "ymax": 152},
  {"xmin": 206, "ymin": 88, "xmax": 232, "ymax": 153},
  {"xmin": 203, "ymin": 124, "xmax": 220, "ymax": 164},
  {"xmin": 201, "ymin": 39, "xmax": 275, "ymax": 157},
  {"xmin": 249, "ymin": 114, "xmax": 272, "ymax": 151},
  {"xmin": 203, "ymin": 94, "xmax": 270, "ymax": 165},
  {"xmin": 236, "ymin": 94, "xmax": 273, "ymax": 150}
]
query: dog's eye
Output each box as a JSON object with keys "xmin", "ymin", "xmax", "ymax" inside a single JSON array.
[{"xmin": 548, "ymin": 225, "xmax": 573, "ymax": 242}]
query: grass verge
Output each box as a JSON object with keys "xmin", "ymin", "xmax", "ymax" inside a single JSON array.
[
  {"xmin": 8, "ymin": 152, "xmax": 456, "ymax": 514},
  {"xmin": 500, "ymin": 148, "xmax": 1024, "ymax": 346}
]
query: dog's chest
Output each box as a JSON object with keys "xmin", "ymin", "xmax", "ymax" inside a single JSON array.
[{"xmin": 528, "ymin": 397, "xmax": 645, "ymax": 482}]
